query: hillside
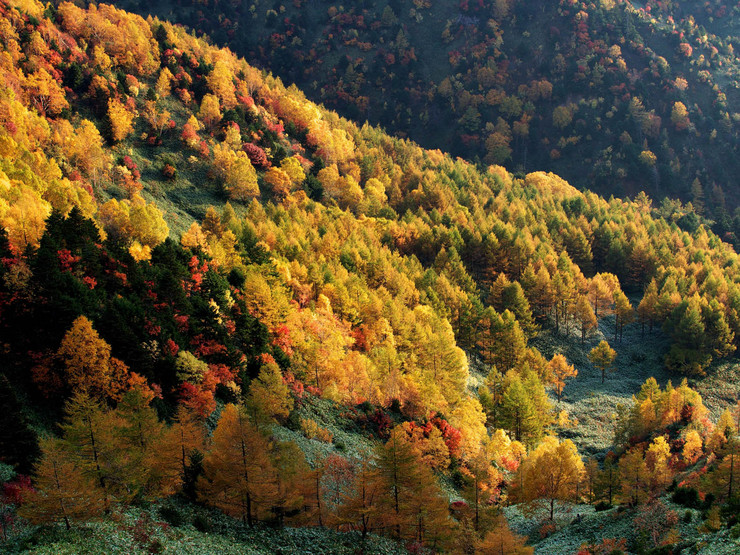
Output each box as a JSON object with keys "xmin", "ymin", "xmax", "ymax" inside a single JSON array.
[
  {"xmin": 109, "ymin": 0, "xmax": 740, "ymax": 234},
  {"xmin": 1, "ymin": 0, "xmax": 740, "ymax": 553}
]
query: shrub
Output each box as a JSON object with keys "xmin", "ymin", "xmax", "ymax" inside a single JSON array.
[
  {"xmin": 730, "ymin": 524, "xmax": 740, "ymax": 539},
  {"xmin": 193, "ymin": 513, "xmax": 212, "ymax": 533},
  {"xmin": 300, "ymin": 417, "xmax": 334, "ymax": 443},
  {"xmin": 158, "ymin": 505, "xmax": 183, "ymax": 526},
  {"xmin": 683, "ymin": 510, "xmax": 693, "ymax": 523},
  {"xmin": 672, "ymin": 486, "xmax": 700, "ymax": 508},
  {"xmin": 595, "ymin": 501, "xmax": 612, "ymax": 511}
]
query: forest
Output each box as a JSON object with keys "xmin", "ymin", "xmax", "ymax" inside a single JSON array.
[
  {"xmin": 112, "ymin": 0, "xmax": 740, "ymax": 243},
  {"xmin": 0, "ymin": 0, "xmax": 739, "ymax": 553}
]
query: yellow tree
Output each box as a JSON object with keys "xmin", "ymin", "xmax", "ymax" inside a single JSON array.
[
  {"xmin": 198, "ymin": 93, "xmax": 222, "ymax": 128},
  {"xmin": 518, "ymin": 436, "xmax": 584, "ymax": 521},
  {"xmin": 247, "ymin": 360, "xmax": 293, "ymax": 425},
  {"xmin": 645, "ymin": 435, "xmax": 671, "ymax": 494},
  {"xmin": 476, "ymin": 514, "xmax": 533, "ymax": 554},
  {"xmin": 154, "ymin": 405, "xmax": 205, "ymax": 495},
  {"xmin": 682, "ymin": 430, "xmax": 703, "ymax": 464},
  {"xmin": 374, "ymin": 427, "xmax": 451, "ymax": 544},
  {"xmin": 589, "ymin": 340, "xmax": 616, "ymax": 384},
  {"xmin": 107, "ymin": 98, "xmax": 136, "ymax": 142},
  {"xmin": 573, "ymin": 295, "xmax": 597, "ymax": 343},
  {"xmin": 18, "ymin": 438, "xmax": 105, "ymax": 530},
  {"xmin": 56, "ymin": 316, "xmax": 129, "ymax": 399},
  {"xmin": 548, "ymin": 354, "xmax": 577, "ymax": 402},
  {"xmin": 197, "ymin": 404, "xmax": 277, "ymax": 525},
  {"xmin": 619, "ymin": 447, "xmax": 648, "ymax": 505},
  {"xmin": 213, "ymin": 143, "xmax": 259, "ymax": 201}
]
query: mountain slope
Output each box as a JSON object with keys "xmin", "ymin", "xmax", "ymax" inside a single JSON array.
[
  {"xmin": 1, "ymin": 0, "xmax": 740, "ymax": 552},
  {"xmin": 110, "ymin": 0, "xmax": 740, "ymax": 223}
]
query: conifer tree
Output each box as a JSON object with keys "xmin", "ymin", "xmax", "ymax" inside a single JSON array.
[
  {"xmin": 476, "ymin": 514, "xmax": 533, "ymax": 554},
  {"xmin": 589, "ymin": 340, "xmax": 616, "ymax": 383},
  {"xmin": 197, "ymin": 404, "xmax": 276, "ymax": 525},
  {"xmin": 247, "ymin": 360, "xmax": 293, "ymax": 425},
  {"xmin": 518, "ymin": 436, "xmax": 584, "ymax": 521},
  {"xmin": 548, "ymin": 354, "xmax": 577, "ymax": 402},
  {"xmin": 19, "ymin": 438, "xmax": 105, "ymax": 530}
]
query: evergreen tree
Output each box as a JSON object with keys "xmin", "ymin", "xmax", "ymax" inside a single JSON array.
[{"xmin": 0, "ymin": 375, "xmax": 39, "ymax": 473}]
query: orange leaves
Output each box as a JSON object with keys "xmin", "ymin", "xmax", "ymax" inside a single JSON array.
[
  {"xmin": 26, "ymin": 68, "xmax": 68, "ymax": 117},
  {"xmin": 57, "ymin": 2, "xmax": 160, "ymax": 75}
]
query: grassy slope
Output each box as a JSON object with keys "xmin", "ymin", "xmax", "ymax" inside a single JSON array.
[{"xmin": 8, "ymin": 502, "xmax": 406, "ymax": 554}]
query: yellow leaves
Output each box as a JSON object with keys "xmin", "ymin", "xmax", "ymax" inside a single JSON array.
[
  {"xmin": 449, "ymin": 397, "xmax": 487, "ymax": 456},
  {"xmin": 198, "ymin": 93, "xmax": 222, "ymax": 128},
  {"xmin": 212, "ymin": 142, "xmax": 259, "ymax": 201},
  {"xmin": 552, "ymin": 104, "xmax": 574, "ymax": 128},
  {"xmin": 155, "ymin": 67, "xmax": 173, "ymax": 99},
  {"xmin": 128, "ymin": 241, "xmax": 151, "ymax": 261},
  {"xmin": 264, "ymin": 167, "xmax": 293, "ymax": 200},
  {"xmin": 99, "ymin": 193, "xmax": 168, "ymax": 249},
  {"xmin": 548, "ymin": 353, "xmax": 577, "ymax": 401},
  {"xmin": 0, "ymin": 181, "xmax": 51, "ymax": 249},
  {"xmin": 26, "ymin": 68, "xmax": 69, "ymax": 117},
  {"xmin": 280, "ymin": 156, "xmax": 306, "ymax": 185},
  {"xmin": 639, "ymin": 149, "xmax": 657, "ymax": 167},
  {"xmin": 207, "ymin": 60, "xmax": 237, "ymax": 109},
  {"xmin": 671, "ymin": 101, "xmax": 690, "ymax": 131},
  {"xmin": 57, "ymin": 2, "xmax": 160, "ymax": 75},
  {"xmin": 56, "ymin": 316, "xmax": 132, "ymax": 401},
  {"xmin": 318, "ymin": 164, "xmax": 363, "ymax": 209},
  {"xmin": 518, "ymin": 435, "xmax": 584, "ymax": 517},
  {"xmin": 524, "ymin": 171, "xmax": 581, "ymax": 198},
  {"xmin": 107, "ymin": 97, "xmax": 136, "ymax": 142}
]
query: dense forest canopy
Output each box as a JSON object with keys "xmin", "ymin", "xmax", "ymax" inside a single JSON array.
[{"xmin": 111, "ymin": 0, "xmax": 740, "ymax": 235}]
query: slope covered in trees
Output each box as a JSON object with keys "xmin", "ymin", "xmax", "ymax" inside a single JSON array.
[
  {"xmin": 110, "ymin": 0, "xmax": 740, "ymax": 237},
  {"xmin": 1, "ymin": 0, "xmax": 740, "ymax": 552}
]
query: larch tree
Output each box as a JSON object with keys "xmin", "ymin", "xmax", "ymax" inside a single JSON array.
[
  {"xmin": 197, "ymin": 404, "xmax": 277, "ymax": 526},
  {"xmin": 58, "ymin": 392, "xmax": 121, "ymax": 511},
  {"xmin": 548, "ymin": 354, "xmax": 577, "ymax": 402},
  {"xmin": 518, "ymin": 436, "xmax": 584, "ymax": 521},
  {"xmin": 56, "ymin": 316, "xmax": 129, "ymax": 399},
  {"xmin": 155, "ymin": 404, "xmax": 205, "ymax": 496},
  {"xmin": 475, "ymin": 514, "xmax": 533, "ymax": 555},
  {"xmin": 613, "ymin": 290, "xmax": 634, "ymax": 342},
  {"xmin": 335, "ymin": 458, "xmax": 381, "ymax": 539},
  {"xmin": 18, "ymin": 438, "xmax": 105, "ymax": 530},
  {"xmin": 107, "ymin": 97, "xmax": 136, "ymax": 142},
  {"xmin": 638, "ymin": 280, "xmax": 659, "ymax": 334},
  {"xmin": 247, "ymin": 360, "xmax": 293, "ymax": 425},
  {"xmin": 589, "ymin": 340, "xmax": 616, "ymax": 384},
  {"xmin": 270, "ymin": 440, "xmax": 310, "ymax": 527},
  {"xmin": 573, "ymin": 295, "xmax": 597, "ymax": 343},
  {"xmin": 619, "ymin": 447, "xmax": 648, "ymax": 506},
  {"xmin": 682, "ymin": 430, "xmax": 703, "ymax": 464}
]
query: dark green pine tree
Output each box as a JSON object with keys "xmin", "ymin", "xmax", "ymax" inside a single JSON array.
[{"xmin": 0, "ymin": 375, "xmax": 40, "ymax": 473}]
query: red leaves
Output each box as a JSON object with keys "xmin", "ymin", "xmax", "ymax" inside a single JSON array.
[
  {"xmin": 178, "ymin": 382, "xmax": 215, "ymax": 418},
  {"xmin": 243, "ymin": 143, "xmax": 271, "ymax": 169},
  {"xmin": 431, "ymin": 416, "xmax": 462, "ymax": 458},
  {"xmin": 57, "ymin": 249, "xmax": 80, "ymax": 271},
  {"xmin": 164, "ymin": 338, "xmax": 179, "ymax": 357}
]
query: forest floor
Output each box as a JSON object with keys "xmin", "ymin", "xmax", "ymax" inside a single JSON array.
[{"xmin": 531, "ymin": 311, "xmax": 740, "ymax": 458}]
